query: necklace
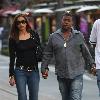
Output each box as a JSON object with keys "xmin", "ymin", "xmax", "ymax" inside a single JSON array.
[
  {"xmin": 64, "ymin": 42, "xmax": 67, "ymax": 47},
  {"xmin": 63, "ymin": 33, "xmax": 71, "ymax": 48}
]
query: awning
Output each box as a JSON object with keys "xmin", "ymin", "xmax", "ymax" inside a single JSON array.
[
  {"xmin": 55, "ymin": 5, "xmax": 82, "ymax": 12},
  {"xmin": 22, "ymin": 8, "xmax": 34, "ymax": 13},
  {"xmin": 34, "ymin": 8, "xmax": 54, "ymax": 13},
  {"xmin": 11, "ymin": 10, "xmax": 21, "ymax": 15},
  {"xmin": 3, "ymin": 10, "xmax": 16, "ymax": 16},
  {"xmin": 0, "ymin": 5, "xmax": 19, "ymax": 16},
  {"xmin": 76, "ymin": 5, "xmax": 100, "ymax": 13}
]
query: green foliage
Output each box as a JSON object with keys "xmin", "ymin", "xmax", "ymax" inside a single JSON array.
[
  {"xmin": 1, "ymin": 47, "xmax": 9, "ymax": 56},
  {"xmin": 65, "ymin": 0, "xmax": 79, "ymax": 1}
]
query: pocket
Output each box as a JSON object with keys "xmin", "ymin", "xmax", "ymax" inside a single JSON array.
[{"xmin": 15, "ymin": 67, "xmax": 24, "ymax": 74}]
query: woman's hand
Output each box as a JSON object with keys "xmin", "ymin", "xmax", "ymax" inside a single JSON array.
[
  {"xmin": 9, "ymin": 76, "xmax": 16, "ymax": 86},
  {"xmin": 91, "ymin": 63, "xmax": 96, "ymax": 76}
]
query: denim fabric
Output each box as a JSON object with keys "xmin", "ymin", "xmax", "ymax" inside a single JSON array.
[
  {"xmin": 15, "ymin": 67, "xmax": 40, "ymax": 100},
  {"xmin": 96, "ymin": 69, "xmax": 100, "ymax": 96},
  {"xmin": 57, "ymin": 75, "xmax": 83, "ymax": 100}
]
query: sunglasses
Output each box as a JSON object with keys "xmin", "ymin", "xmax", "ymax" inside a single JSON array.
[{"xmin": 16, "ymin": 20, "xmax": 27, "ymax": 25}]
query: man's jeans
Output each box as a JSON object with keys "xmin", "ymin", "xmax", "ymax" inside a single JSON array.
[
  {"xmin": 96, "ymin": 69, "xmax": 100, "ymax": 96},
  {"xmin": 15, "ymin": 67, "xmax": 40, "ymax": 100},
  {"xmin": 57, "ymin": 75, "xmax": 83, "ymax": 100}
]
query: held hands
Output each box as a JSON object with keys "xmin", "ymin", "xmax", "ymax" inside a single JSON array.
[
  {"xmin": 9, "ymin": 76, "xmax": 16, "ymax": 86},
  {"xmin": 41, "ymin": 69, "xmax": 48, "ymax": 79}
]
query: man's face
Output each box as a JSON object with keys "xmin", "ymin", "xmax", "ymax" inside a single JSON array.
[{"xmin": 61, "ymin": 15, "xmax": 73, "ymax": 30}]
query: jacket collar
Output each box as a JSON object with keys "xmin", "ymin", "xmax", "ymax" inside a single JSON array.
[{"xmin": 54, "ymin": 28, "xmax": 79, "ymax": 36}]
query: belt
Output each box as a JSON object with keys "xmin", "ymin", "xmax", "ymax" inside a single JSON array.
[{"xmin": 16, "ymin": 65, "xmax": 38, "ymax": 72}]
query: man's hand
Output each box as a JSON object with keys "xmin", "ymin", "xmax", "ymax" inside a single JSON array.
[
  {"xmin": 41, "ymin": 70, "xmax": 48, "ymax": 79},
  {"xmin": 91, "ymin": 63, "xmax": 96, "ymax": 76}
]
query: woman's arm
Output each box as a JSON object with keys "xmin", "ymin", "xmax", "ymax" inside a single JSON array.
[{"xmin": 9, "ymin": 38, "xmax": 16, "ymax": 77}]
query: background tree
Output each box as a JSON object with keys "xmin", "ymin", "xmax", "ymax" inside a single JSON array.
[
  {"xmin": 0, "ymin": 0, "xmax": 11, "ymax": 8},
  {"xmin": 55, "ymin": 0, "xmax": 64, "ymax": 29}
]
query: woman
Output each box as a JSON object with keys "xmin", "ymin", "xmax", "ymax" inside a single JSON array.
[{"xmin": 9, "ymin": 14, "xmax": 40, "ymax": 100}]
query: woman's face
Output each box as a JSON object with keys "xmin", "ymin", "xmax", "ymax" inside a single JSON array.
[{"xmin": 16, "ymin": 16, "xmax": 27, "ymax": 31}]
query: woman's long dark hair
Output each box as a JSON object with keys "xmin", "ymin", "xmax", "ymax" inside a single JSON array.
[{"xmin": 9, "ymin": 14, "xmax": 32, "ymax": 40}]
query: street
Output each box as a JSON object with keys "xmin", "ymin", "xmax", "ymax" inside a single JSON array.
[{"xmin": 0, "ymin": 55, "xmax": 99, "ymax": 100}]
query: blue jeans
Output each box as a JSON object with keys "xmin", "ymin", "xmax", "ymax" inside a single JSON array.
[
  {"xmin": 96, "ymin": 69, "xmax": 100, "ymax": 96},
  {"xmin": 57, "ymin": 75, "xmax": 83, "ymax": 100},
  {"xmin": 15, "ymin": 67, "xmax": 40, "ymax": 100}
]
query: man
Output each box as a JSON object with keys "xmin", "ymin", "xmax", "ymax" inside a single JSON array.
[
  {"xmin": 89, "ymin": 19, "xmax": 100, "ymax": 97},
  {"xmin": 41, "ymin": 12, "xmax": 94, "ymax": 100}
]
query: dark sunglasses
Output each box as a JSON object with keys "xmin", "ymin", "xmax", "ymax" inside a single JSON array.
[{"xmin": 16, "ymin": 20, "xmax": 27, "ymax": 25}]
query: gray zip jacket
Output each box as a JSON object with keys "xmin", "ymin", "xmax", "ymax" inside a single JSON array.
[{"xmin": 41, "ymin": 28, "xmax": 94, "ymax": 79}]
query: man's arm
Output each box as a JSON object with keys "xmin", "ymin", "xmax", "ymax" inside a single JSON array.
[{"xmin": 41, "ymin": 35, "xmax": 53, "ymax": 78}]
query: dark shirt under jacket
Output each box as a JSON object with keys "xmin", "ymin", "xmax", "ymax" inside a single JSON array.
[{"xmin": 9, "ymin": 31, "xmax": 40, "ymax": 77}]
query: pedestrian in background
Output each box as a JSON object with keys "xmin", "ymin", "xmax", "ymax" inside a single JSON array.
[
  {"xmin": 9, "ymin": 14, "xmax": 40, "ymax": 100},
  {"xmin": 89, "ymin": 19, "xmax": 100, "ymax": 97},
  {"xmin": 41, "ymin": 12, "xmax": 95, "ymax": 100}
]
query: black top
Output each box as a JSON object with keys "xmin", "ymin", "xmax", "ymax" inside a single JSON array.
[{"xmin": 9, "ymin": 31, "xmax": 40, "ymax": 77}]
